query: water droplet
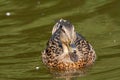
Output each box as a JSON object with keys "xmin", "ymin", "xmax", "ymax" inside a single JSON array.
[
  {"xmin": 6, "ymin": 12, "xmax": 11, "ymax": 16},
  {"xmin": 113, "ymin": 40, "xmax": 116, "ymax": 43},
  {"xmin": 35, "ymin": 66, "xmax": 40, "ymax": 70},
  {"xmin": 37, "ymin": 1, "xmax": 40, "ymax": 4}
]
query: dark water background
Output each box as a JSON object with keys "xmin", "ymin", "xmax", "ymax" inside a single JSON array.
[{"xmin": 0, "ymin": 0, "xmax": 120, "ymax": 80}]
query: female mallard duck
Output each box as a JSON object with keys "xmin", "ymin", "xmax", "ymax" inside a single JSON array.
[{"xmin": 42, "ymin": 19, "xmax": 96, "ymax": 70}]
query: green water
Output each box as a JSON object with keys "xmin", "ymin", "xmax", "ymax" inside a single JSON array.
[{"xmin": 0, "ymin": 0, "xmax": 120, "ymax": 80}]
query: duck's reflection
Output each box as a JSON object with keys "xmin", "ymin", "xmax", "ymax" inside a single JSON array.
[{"xmin": 50, "ymin": 67, "xmax": 90, "ymax": 79}]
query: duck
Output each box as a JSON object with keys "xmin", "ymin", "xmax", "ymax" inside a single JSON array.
[{"xmin": 42, "ymin": 19, "xmax": 96, "ymax": 70}]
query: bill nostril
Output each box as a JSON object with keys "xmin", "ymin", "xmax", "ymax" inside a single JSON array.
[{"xmin": 73, "ymin": 50, "xmax": 76, "ymax": 53}]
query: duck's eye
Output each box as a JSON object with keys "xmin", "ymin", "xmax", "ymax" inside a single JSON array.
[{"xmin": 59, "ymin": 25, "xmax": 62, "ymax": 28}]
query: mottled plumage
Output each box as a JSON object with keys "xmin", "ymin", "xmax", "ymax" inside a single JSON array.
[{"xmin": 42, "ymin": 19, "xmax": 96, "ymax": 70}]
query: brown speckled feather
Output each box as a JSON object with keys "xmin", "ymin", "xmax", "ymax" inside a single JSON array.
[
  {"xmin": 42, "ymin": 19, "xmax": 96, "ymax": 70},
  {"xmin": 42, "ymin": 28, "xmax": 63, "ymax": 67}
]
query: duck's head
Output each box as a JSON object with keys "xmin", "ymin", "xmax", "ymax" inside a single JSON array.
[{"xmin": 52, "ymin": 19, "xmax": 77, "ymax": 54}]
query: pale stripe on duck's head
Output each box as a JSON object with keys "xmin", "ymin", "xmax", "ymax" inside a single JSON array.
[
  {"xmin": 52, "ymin": 19, "xmax": 76, "ymax": 48},
  {"xmin": 52, "ymin": 19, "xmax": 78, "ymax": 60},
  {"xmin": 52, "ymin": 19, "xmax": 74, "ymax": 34}
]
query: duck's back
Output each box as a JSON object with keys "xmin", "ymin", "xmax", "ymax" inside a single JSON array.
[
  {"xmin": 42, "ymin": 28, "xmax": 63, "ymax": 68},
  {"xmin": 75, "ymin": 33, "xmax": 96, "ymax": 66},
  {"xmin": 42, "ymin": 31, "xmax": 96, "ymax": 70}
]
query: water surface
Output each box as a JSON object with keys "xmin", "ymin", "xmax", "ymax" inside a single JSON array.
[{"xmin": 0, "ymin": 0, "xmax": 120, "ymax": 80}]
